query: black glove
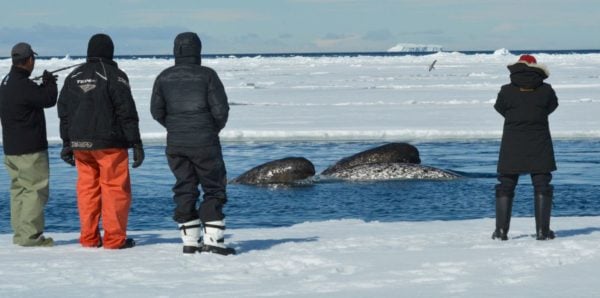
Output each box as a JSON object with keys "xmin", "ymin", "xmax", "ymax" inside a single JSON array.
[
  {"xmin": 60, "ymin": 145, "xmax": 75, "ymax": 166},
  {"xmin": 42, "ymin": 70, "xmax": 57, "ymax": 85},
  {"xmin": 132, "ymin": 143, "xmax": 144, "ymax": 168}
]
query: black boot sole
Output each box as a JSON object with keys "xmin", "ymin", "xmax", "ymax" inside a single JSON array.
[
  {"xmin": 183, "ymin": 246, "xmax": 198, "ymax": 254},
  {"xmin": 200, "ymin": 245, "xmax": 236, "ymax": 255}
]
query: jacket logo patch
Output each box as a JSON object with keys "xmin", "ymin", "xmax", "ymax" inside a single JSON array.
[
  {"xmin": 79, "ymin": 84, "xmax": 96, "ymax": 93},
  {"xmin": 71, "ymin": 141, "xmax": 93, "ymax": 148},
  {"xmin": 76, "ymin": 79, "xmax": 97, "ymax": 93}
]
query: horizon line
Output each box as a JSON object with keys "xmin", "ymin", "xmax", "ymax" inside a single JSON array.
[{"xmin": 2, "ymin": 48, "xmax": 600, "ymax": 59}]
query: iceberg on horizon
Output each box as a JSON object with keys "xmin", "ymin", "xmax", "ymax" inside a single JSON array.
[
  {"xmin": 387, "ymin": 43, "xmax": 443, "ymax": 52},
  {"xmin": 493, "ymin": 48, "xmax": 512, "ymax": 56}
]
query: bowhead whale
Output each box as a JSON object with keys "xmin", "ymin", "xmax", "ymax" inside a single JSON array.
[
  {"xmin": 321, "ymin": 143, "xmax": 421, "ymax": 175},
  {"xmin": 230, "ymin": 157, "xmax": 316, "ymax": 185}
]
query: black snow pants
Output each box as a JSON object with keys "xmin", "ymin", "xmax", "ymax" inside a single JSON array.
[
  {"xmin": 166, "ymin": 145, "xmax": 228, "ymax": 224},
  {"xmin": 496, "ymin": 173, "xmax": 552, "ymax": 194}
]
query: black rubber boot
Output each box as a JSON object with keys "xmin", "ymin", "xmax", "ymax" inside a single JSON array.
[
  {"xmin": 535, "ymin": 187, "xmax": 555, "ymax": 240},
  {"xmin": 492, "ymin": 188, "xmax": 514, "ymax": 241},
  {"xmin": 119, "ymin": 238, "xmax": 136, "ymax": 249}
]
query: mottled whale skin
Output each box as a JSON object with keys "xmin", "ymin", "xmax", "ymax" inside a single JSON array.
[
  {"xmin": 321, "ymin": 143, "xmax": 421, "ymax": 176},
  {"xmin": 324, "ymin": 162, "xmax": 461, "ymax": 181},
  {"xmin": 230, "ymin": 157, "xmax": 316, "ymax": 185}
]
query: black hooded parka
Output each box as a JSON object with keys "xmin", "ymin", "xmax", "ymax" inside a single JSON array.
[
  {"xmin": 58, "ymin": 34, "xmax": 141, "ymax": 150},
  {"xmin": 150, "ymin": 32, "xmax": 229, "ymax": 149},
  {"xmin": 494, "ymin": 63, "xmax": 558, "ymax": 174}
]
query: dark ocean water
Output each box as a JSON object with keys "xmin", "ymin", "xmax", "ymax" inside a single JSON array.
[{"xmin": 1, "ymin": 140, "xmax": 599, "ymax": 233}]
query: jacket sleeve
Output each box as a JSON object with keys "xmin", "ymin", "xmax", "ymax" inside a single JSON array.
[
  {"xmin": 24, "ymin": 79, "xmax": 57, "ymax": 109},
  {"xmin": 493, "ymin": 88, "xmax": 507, "ymax": 117},
  {"xmin": 109, "ymin": 71, "xmax": 142, "ymax": 146},
  {"xmin": 546, "ymin": 85, "xmax": 558, "ymax": 115},
  {"xmin": 57, "ymin": 78, "xmax": 71, "ymax": 144},
  {"xmin": 207, "ymin": 70, "xmax": 229, "ymax": 131},
  {"xmin": 150, "ymin": 76, "xmax": 166, "ymax": 127}
]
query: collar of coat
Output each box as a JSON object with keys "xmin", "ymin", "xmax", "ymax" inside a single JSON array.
[{"xmin": 86, "ymin": 57, "xmax": 118, "ymax": 67}]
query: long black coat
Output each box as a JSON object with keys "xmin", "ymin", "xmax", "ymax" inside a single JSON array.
[{"xmin": 494, "ymin": 63, "xmax": 558, "ymax": 174}]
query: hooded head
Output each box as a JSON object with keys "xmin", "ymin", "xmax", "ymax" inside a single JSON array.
[
  {"xmin": 507, "ymin": 54, "xmax": 550, "ymax": 89},
  {"xmin": 87, "ymin": 33, "xmax": 114, "ymax": 60},
  {"xmin": 174, "ymin": 32, "xmax": 201, "ymax": 64}
]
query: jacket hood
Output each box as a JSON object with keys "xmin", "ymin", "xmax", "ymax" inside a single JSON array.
[
  {"xmin": 87, "ymin": 34, "xmax": 114, "ymax": 60},
  {"xmin": 174, "ymin": 32, "xmax": 201, "ymax": 63},
  {"xmin": 507, "ymin": 63, "xmax": 548, "ymax": 89}
]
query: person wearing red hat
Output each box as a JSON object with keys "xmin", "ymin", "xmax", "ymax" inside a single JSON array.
[{"xmin": 492, "ymin": 54, "xmax": 558, "ymax": 241}]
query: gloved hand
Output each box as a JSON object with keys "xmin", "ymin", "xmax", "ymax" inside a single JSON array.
[
  {"xmin": 42, "ymin": 70, "xmax": 57, "ymax": 85},
  {"xmin": 60, "ymin": 145, "xmax": 75, "ymax": 166},
  {"xmin": 132, "ymin": 143, "xmax": 144, "ymax": 168}
]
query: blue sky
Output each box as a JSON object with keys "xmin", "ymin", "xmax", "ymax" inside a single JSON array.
[{"xmin": 1, "ymin": 0, "xmax": 598, "ymax": 55}]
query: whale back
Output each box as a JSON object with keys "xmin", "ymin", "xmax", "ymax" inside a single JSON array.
[
  {"xmin": 231, "ymin": 157, "xmax": 316, "ymax": 185},
  {"xmin": 321, "ymin": 143, "xmax": 420, "ymax": 175},
  {"xmin": 325, "ymin": 163, "xmax": 460, "ymax": 180}
]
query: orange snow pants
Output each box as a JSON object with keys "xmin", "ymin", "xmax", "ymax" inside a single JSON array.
[{"xmin": 74, "ymin": 149, "xmax": 131, "ymax": 249}]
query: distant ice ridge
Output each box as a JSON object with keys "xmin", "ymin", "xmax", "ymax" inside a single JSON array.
[
  {"xmin": 387, "ymin": 43, "xmax": 443, "ymax": 52},
  {"xmin": 493, "ymin": 48, "xmax": 512, "ymax": 56},
  {"xmin": 87, "ymin": 129, "xmax": 600, "ymax": 143}
]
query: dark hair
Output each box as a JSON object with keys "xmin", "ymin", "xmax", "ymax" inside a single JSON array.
[{"xmin": 12, "ymin": 55, "xmax": 33, "ymax": 66}]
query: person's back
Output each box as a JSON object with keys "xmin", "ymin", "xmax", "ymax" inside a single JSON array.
[
  {"xmin": 0, "ymin": 57, "xmax": 56, "ymax": 156},
  {"xmin": 151, "ymin": 32, "xmax": 234, "ymax": 255},
  {"xmin": 495, "ymin": 57, "xmax": 558, "ymax": 174},
  {"xmin": 151, "ymin": 38, "xmax": 228, "ymax": 148},
  {"xmin": 59, "ymin": 58, "xmax": 139, "ymax": 150}
]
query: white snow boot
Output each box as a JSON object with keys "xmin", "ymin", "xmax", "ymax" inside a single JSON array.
[
  {"xmin": 200, "ymin": 220, "xmax": 236, "ymax": 255},
  {"xmin": 178, "ymin": 219, "xmax": 201, "ymax": 254}
]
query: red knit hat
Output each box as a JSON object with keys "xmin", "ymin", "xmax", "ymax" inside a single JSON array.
[{"xmin": 517, "ymin": 54, "xmax": 537, "ymax": 64}]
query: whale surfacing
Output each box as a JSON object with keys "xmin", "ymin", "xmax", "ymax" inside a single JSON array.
[
  {"xmin": 321, "ymin": 143, "xmax": 421, "ymax": 175},
  {"xmin": 230, "ymin": 157, "xmax": 316, "ymax": 185},
  {"xmin": 325, "ymin": 163, "xmax": 460, "ymax": 180}
]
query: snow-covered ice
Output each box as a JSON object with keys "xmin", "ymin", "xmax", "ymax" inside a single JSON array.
[
  {"xmin": 2, "ymin": 52, "xmax": 600, "ymax": 297},
  {"xmin": 2, "ymin": 217, "xmax": 600, "ymax": 297},
  {"xmin": 2, "ymin": 51, "xmax": 600, "ymax": 143}
]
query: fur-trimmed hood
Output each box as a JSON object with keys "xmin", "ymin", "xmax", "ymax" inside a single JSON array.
[
  {"xmin": 507, "ymin": 61, "xmax": 549, "ymax": 89},
  {"xmin": 508, "ymin": 60, "xmax": 550, "ymax": 78}
]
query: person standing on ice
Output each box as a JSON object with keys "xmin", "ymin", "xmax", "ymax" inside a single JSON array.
[
  {"xmin": 150, "ymin": 32, "xmax": 234, "ymax": 255},
  {"xmin": 0, "ymin": 42, "xmax": 57, "ymax": 247},
  {"xmin": 57, "ymin": 34, "xmax": 144, "ymax": 249},
  {"xmin": 493, "ymin": 54, "xmax": 558, "ymax": 241}
]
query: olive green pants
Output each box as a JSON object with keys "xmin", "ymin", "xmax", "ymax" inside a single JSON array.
[{"xmin": 4, "ymin": 150, "xmax": 53, "ymax": 246}]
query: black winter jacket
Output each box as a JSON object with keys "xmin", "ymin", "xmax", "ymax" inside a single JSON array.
[
  {"xmin": 0, "ymin": 66, "xmax": 57, "ymax": 155},
  {"xmin": 150, "ymin": 57, "xmax": 229, "ymax": 148},
  {"xmin": 58, "ymin": 58, "xmax": 141, "ymax": 150},
  {"xmin": 494, "ymin": 63, "xmax": 558, "ymax": 174}
]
